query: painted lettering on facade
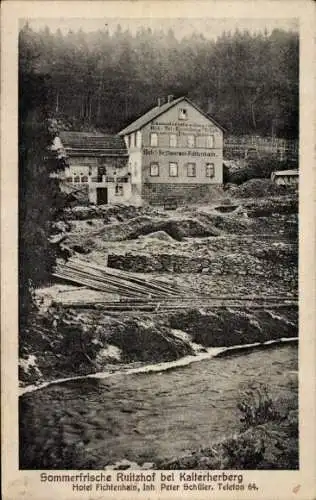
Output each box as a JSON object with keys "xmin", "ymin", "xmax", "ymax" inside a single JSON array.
[
  {"xmin": 143, "ymin": 148, "xmax": 217, "ymax": 157},
  {"xmin": 150, "ymin": 121, "xmax": 220, "ymax": 134}
]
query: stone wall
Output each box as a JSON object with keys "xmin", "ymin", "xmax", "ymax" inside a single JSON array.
[
  {"xmin": 142, "ymin": 183, "xmax": 223, "ymax": 205},
  {"xmin": 107, "ymin": 252, "xmax": 297, "ymax": 279}
]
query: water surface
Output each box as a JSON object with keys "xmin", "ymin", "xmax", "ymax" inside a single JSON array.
[{"xmin": 20, "ymin": 343, "xmax": 297, "ymax": 469}]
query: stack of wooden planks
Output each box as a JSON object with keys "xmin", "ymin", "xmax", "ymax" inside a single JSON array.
[
  {"xmin": 52, "ymin": 258, "xmax": 298, "ymax": 313},
  {"xmin": 53, "ymin": 257, "xmax": 188, "ymax": 299}
]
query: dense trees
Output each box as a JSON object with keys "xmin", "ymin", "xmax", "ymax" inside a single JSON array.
[
  {"xmin": 19, "ymin": 26, "xmax": 67, "ymax": 322},
  {"xmin": 18, "ymin": 23, "xmax": 298, "ymax": 325},
  {"xmin": 19, "ymin": 23, "xmax": 298, "ymax": 138}
]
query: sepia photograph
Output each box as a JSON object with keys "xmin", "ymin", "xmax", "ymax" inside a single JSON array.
[
  {"xmin": 17, "ymin": 14, "xmax": 301, "ymax": 473},
  {"xmin": 1, "ymin": 2, "xmax": 315, "ymax": 499}
]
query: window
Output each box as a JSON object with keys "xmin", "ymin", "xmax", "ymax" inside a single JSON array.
[
  {"xmin": 136, "ymin": 131, "xmax": 142, "ymax": 148},
  {"xmin": 187, "ymin": 135, "xmax": 195, "ymax": 148},
  {"xmin": 66, "ymin": 177, "xmax": 73, "ymax": 182},
  {"xmin": 178, "ymin": 108, "xmax": 188, "ymax": 120},
  {"xmin": 150, "ymin": 163, "xmax": 159, "ymax": 177},
  {"xmin": 98, "ymin": 164, "xmax": 106, "ymax": 174},
  {"xmin": 205, "ymin": 163, "xmax": 215, "ymax": 178},
  {"xmin": 74, "ymin": 176, "xmax": 80, "ymax": 183},
  {"xmin": 150, "ymin": 133, "xmax": 158, "ymax": 147},
  {"xmin": 187, "ymin": 163, "xmax": 196, "ymax": 177},
  {"xmin": 169, "ymin": 162, "xmax": 178, "ymax": 177},
  {"xmin": 128, "ymin": 135, "xmax": 131, "ymax": 148},
  {"xmin": 170, "ymin": 134, "xmax": 177, "ymax": 147},
  {"xmin": 206, "ymin": 135, "xmax": 214, "ymax": 148},
  {"xmin": 81, "ymin": 176, "xmax": 88, "ymax": 183},
  {"xmin": 115, "ymin": 185, "xmax": 124, "ymax": 196}
]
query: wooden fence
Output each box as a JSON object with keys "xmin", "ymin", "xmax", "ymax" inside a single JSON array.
[{"xmin": 224, "ymin": 135, "xmax": 298, "ymax": 160}]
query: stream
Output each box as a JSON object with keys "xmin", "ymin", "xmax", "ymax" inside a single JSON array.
[{"xmin": 20, "ymin": 342, "xmax": 298, "ymax": 469}]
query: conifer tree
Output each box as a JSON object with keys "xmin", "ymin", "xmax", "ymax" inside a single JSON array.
[{"xmin": 19, "ymin": 23, "xmax": 67, "ymax": 324}]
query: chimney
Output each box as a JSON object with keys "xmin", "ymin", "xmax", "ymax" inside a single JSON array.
[
  {"xmin": 167, "ymin": 95, "xmax": 174, "ymax": 103},
  {"xmin": 157, "ymin": 97, "xmax": 165, "ymax": 107}
]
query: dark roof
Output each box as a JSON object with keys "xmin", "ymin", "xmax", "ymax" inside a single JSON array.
[
  {"xmin": 119, "ymin": 96, "xmax": 225, "ymax": 135},
  {"xmin": 59, "ymin": 131, "xmax": 127, "ymax": 154}
]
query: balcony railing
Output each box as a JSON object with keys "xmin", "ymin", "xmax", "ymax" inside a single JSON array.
[{"xmin": 66, "ymin": 175, "xmax": 131, "ymax": 184}]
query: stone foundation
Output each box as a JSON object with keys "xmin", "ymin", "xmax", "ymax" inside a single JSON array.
[{"xmin": 142, "ymin": 183, "xmax": 223, "ymax": 205}]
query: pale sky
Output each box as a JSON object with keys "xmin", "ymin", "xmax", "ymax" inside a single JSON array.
[{"xmin": 24, "ymin": 17, "xmax": 298, "ymax": 40}]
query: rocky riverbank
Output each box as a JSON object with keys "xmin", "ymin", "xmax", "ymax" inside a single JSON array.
[
  {"xmin": 20, "ymin": 190, "xmax": 298, "ymax": 389},
  {"xmin": 19, "ymin": 188, "xmax": 299, "ymax": 471},
  {"xmin": 19, "ymin": 304, "xmax": 297, "ymax": 388}
]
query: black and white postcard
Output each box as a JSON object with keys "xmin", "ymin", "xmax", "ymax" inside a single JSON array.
[{"xmin": 1, "ymin": 1, "xmax": 315, "ymax": 499}]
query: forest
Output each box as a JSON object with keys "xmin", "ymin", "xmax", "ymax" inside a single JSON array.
[{"xmin": 19, "ymin": 23, "xmax": 299, "ymax": 138}]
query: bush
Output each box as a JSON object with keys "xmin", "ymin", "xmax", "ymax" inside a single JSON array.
[
  {"xmin": 286, "ymin": 409, "xmax": 298, "ymax": 438},
  {"xmin": 237, "ymin": 382, "xmax": 277, "ymax": 429},
  {"xmin": 226, "ymin": 156, "xmax": 296, "ymax": 185},
  {"xmin": 221, "ymin": 431, "xmax": 266, "ymax": 469}
]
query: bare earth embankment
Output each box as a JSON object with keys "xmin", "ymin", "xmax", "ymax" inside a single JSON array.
[{"xmin": 19, "ymin": 180, "xmax": 298, "ymax": 470}]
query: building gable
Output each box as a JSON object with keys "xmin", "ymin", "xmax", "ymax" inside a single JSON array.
[
  {"xmin": 119, "ymin": 97, "xmax": 224, "ymax": 136},
  {"xmin": 143, "ymin": 99, "xmax": 223, "ymax": 137}
]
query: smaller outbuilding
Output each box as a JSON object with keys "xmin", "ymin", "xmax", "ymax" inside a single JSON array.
[
  {"xmin": 58, "ymin": 131, "xmax": 141, "ymax": 205},
  {"xmin": 271, "ymin": 169, "xmax": 299, "ymax": 186}
]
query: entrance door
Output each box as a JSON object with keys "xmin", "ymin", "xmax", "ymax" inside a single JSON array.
[{"xmin": 96, "ymin": 187, "xmax": 108, "ymax": 205}]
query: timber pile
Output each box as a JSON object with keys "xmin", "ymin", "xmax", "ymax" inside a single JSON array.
[
  {"xmin": 52, "ymin": 258, "xmax": 298, "ymax": 312},
  {"xmin": 53, "ymin": 258, "xmax": 188, "ymax": 299},
  {"xmin": 55, "ymin": 300, "xmax": 298, "ymax": 314}
]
